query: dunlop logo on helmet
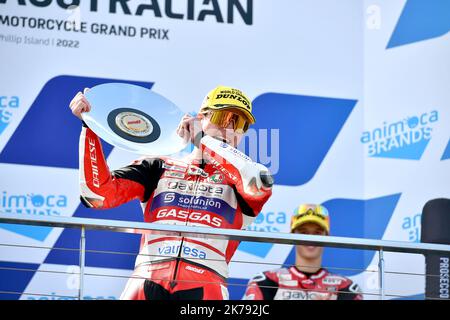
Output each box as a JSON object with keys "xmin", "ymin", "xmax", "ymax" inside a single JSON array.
[{"xmin": 215, "ymin": 93, "xmax": 250, "ymax": 109}]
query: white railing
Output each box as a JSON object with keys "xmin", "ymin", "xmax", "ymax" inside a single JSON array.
[{"xmin": 1, "ymin": 215, "xmax": 449, "ymax": 300}]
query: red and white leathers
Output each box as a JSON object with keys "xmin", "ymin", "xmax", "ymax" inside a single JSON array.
[
  {"xmin": 243, "ymin": 267, "xmax": 363, "ymax": 300},
  {"xmin": 79, "ymin": 124, "xmax": 273, "ymax": 300}
]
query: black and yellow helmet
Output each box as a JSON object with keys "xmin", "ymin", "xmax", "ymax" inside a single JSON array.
[{"xmin": 199, "ymin": 85, "xmax": 255, "ymax": 124}]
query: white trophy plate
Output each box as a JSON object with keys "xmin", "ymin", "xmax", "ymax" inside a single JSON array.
[{"xmin": 82, "ymin": 83, "xmax": 187, "ymax": 155}]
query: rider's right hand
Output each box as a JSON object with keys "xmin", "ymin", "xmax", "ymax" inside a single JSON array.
[
  {"xmin": 69, "ymin": 88, "xmax": 91, "ymax": 120},
  {"xmin": 176, "ymin": 113, "xmax": 203, "ymax": 145}
]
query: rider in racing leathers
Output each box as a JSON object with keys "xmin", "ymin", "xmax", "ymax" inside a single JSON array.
[
  {"xmin": 69, "ymin": 85, "xmax": 273, "ymax": 300},
  {"xmin": 244, "ymin": 204, "xmax": 363, "ymax": 300}
]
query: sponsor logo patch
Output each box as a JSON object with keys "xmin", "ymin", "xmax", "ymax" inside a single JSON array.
[
  {"xmin": 156, "ymin": 208, "xmax": 223, "ymax": 227},
  {"xmin": 163, "ymin": 171, "xmax": 185, "ymax": 179},
  {"xmin": 157, "ymin": 244, "xmax": 207, "ymax": 259},
  {"xmin": 162, "ymin": 163, "xmax": 187, "ymax": 172},
  {"xmin": 185, "ymin": 265, "xmax": 205, "ymax": 274},
  {"xmin": 187, "ymin": 165, "xmax": 208, "ymax": 177},
  {"xmin": 322, "ymin": 276, "xmax": 344, "ymax": 286},
  {"xmin": 208, "ymin": 172, "xmax": 225, "ymax": 184}
]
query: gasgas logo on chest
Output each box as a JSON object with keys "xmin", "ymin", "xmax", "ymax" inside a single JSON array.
[{"xmin": 156, "ymin": 208, "xmax": 222, "ymax": 227}]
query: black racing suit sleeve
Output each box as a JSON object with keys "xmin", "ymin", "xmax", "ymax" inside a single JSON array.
[
  {"xmin": 254, "ymin": 273, "xmax": 279, "ymax": 300},
  {"xmin": 337, "ymin": 282, "xmax": 363, "ymax": 300},
  {"xmin": 112, "ymin": 158, "xmax": 165, "ymax": 203},
  {"xmin": 232, "ymin": 185, "xmax": 256, "ymax": 217}
]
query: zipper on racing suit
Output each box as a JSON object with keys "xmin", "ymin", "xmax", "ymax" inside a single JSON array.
[{"xmin": 170, "ymin": 162, "xmax": 205, "ymax": 289}]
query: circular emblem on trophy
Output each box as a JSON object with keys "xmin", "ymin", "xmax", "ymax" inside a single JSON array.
[
  {"xmin": 107, "ymin": 107, "xmax": 161, "ymax": 143},
  {"xmin": 115, "ymin": 112, "xmax": 152, "ymax": 137}
]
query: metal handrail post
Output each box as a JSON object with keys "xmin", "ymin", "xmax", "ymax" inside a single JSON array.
[
  {"xmin": 78, "ymin": 226, "xmax": 86, "ymax": 300},
  {"xmin": 378, "ymin": 248, "xmax": 385, "ymax": 300}
]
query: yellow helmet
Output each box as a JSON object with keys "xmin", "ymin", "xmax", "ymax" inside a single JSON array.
[
  {"xmin": 199, "ymin": 85, "xmax": 255, "ymax": 124},
  {"xmin": 291, "ymin": 204, "xmax": 330, "ymax": 235}
]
